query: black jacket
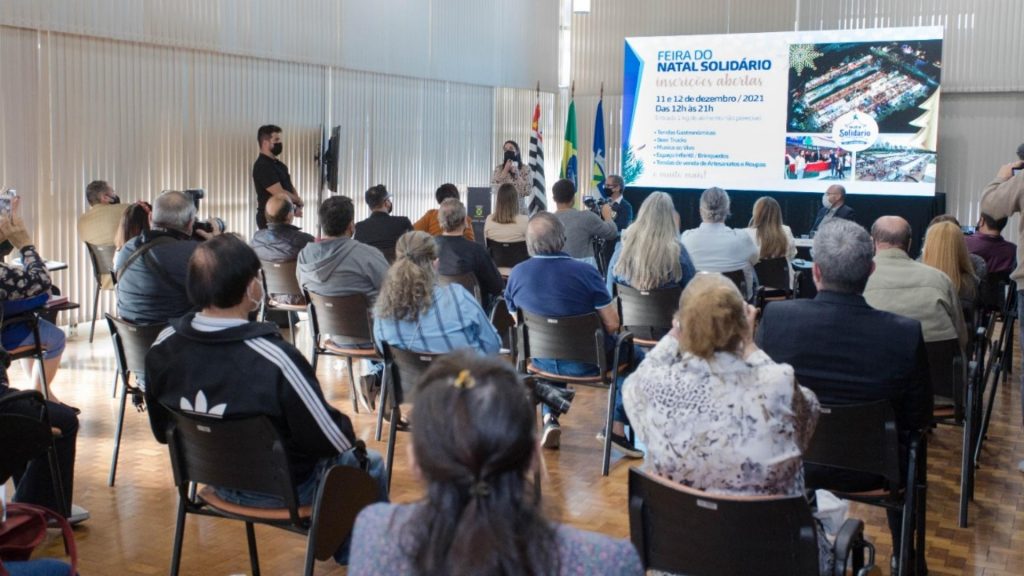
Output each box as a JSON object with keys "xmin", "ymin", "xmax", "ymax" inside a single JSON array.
[
  {"xmin": 145, "ymin": 314, "xmax": 355, "ymax": 483},
  {"xmin": 353, "ymin": 212, "xmax": 413, "ymax": 261},
  {"xmin": 114, "ymin": 229, "xmax": 198, "ymax": 324},
  {"xmin": 809, "ymin": 203, "xmax": 856, "ymax": 235}
]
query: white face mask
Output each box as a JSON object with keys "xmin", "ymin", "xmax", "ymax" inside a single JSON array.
[{"xmin": 822, "ymin": 194, "xmax": 832, "ymax": 209}]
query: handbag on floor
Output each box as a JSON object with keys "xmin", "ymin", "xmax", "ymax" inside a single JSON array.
[{"xmin": 0, "ymin": 499, "xmax": 77, "ymax": 576}]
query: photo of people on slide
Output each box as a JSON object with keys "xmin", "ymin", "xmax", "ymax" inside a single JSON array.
[
  {"xmin": 786, "ymin": 40, "xmax": 942, "ymax": 134},
  {"xmin": 784, "ymin": 136, "xmax": 850, "ymax": 181},
  {"xmin": 855, "ymin": 137, "xmax": 937, "ymax": 183}
]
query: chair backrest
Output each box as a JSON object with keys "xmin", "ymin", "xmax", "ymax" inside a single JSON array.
[
  {"xmin": 165, "ymin": 411, "xmax": 301, "ymax": 519},
  {"xmin": 85, "ymin": 242, "xmax": 118, "ymax": 286},
  {"xmin": 438, "ymin": 273, "xmax": 482, "ymax": 304},
  {"xmin": 489, "ymin": 296, "xmax": 516, "ymax": 352},
  {"xmin": 520, "ymin": 310, "xmax": 606, "ymax": 371},
  {"xmin": 380, "ymin": 341, "xmax": 439, "ymax": 404},
  {"xmin": 486, "ymin": 239, "xmax": 530, "ymax": 269},
  {"xmin": 926, "ymin": 338, "xmax": 964, "ymax": 420},
  {"xmin": 978, "ymin": 271, "xmax": 1011, "ymax": 314},
  {"xmin": 802, "ymin": 400, "xmax": 902, "ymax": 491},
  {"xmin": 260, "ymin": 259, "xmax": 303, "ymax": 299},
  {"xmin": 615, "ymin": 283, "xmax": 681, "ymax": 342},
  {"xmin": 754, "ymin": 256, "xmax": 792, "ymax": 292},
  {"xmin": 105, "ymin": 314, "xmax": 168, "ymax": 377},
  {"xmin": 628, "ymin": 468, "xmax": 820, "ymax": 575},
  {"xmin": 305, "ymin": 291, "xmax": 374, "ymax": 345},
  {"xmin": 721, "ymin": 269, "xmax": 748, "ymax": 297}
]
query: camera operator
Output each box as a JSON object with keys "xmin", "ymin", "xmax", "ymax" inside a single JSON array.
[
  {"xmin": 114, "ymin": 190, "xmax": 223, "ymax": 325},
  {"xmin": 553, "ymin": 179, "xmax": 617, "ymax": 268}
]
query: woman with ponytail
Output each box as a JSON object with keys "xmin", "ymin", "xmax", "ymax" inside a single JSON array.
[{"xmin": 348, "ymin": 352, "xmax": 642, "ymax": 575}]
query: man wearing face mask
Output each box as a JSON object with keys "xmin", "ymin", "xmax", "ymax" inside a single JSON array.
[
  {"xmin": 353, "ymin": 184, "xmax": 413, "ymax": 262},
  {"xmin": 252, "ymin": 124, "xmax": 304, "ymax": 230},
  {"xmin": 808, "ymin": 184, "xmax": 855, "ymax": 237}
]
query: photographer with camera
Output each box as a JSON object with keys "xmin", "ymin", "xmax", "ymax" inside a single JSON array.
[
  {"xmin": 490, "ymin": 140, "xmax": 532, "ymax": 215},
  {"xmin": 114, "ymin": 190, "xmax": 222, "ymax": 324},
  {"xmin": 554, "ymin": 179, "xmax": 617, "ymax": 268}
]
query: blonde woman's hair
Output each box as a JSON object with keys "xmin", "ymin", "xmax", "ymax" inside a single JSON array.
[
  {"xmin": 677, "ymin": 273, "xmax": 748, "ymax": 359},
  {"xmin": 493, "ymin": 183, "xmax": 520, "ymax": 224},
  {"xmin": 749, "ymin": 196, "xmax": 788, "ymax": 259},
  {"xmin": 374, "ymin": 231, "xmax": 438, "ymax": 321},
  {"xmin": 613, "ymin": 192, "xmax": 682, "ymax": 290},
  {"xmin": 922, "ymin": 221, "xmax": 976, "ymax": 300}
]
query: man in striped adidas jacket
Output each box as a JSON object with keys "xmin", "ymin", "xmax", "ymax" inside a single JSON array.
[{"xmin": 144, "ymin": 234, "xmax": 388, "ymax": 561}]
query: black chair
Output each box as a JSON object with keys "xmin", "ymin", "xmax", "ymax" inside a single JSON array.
[
  {"xmin": 164, "ymin": 411, "xmax": 378, "ymax": 576},
  {"xmin": 516, "ymin": 309, "xmax": 634, "ymax": 476},
  {"xmin": 628, "ymin": 468, "xmax": 877, "ymax": 576},
  {"xmin": 721, "ymin": 269, "xmax": 749, "ymax": 300},
  {"xmin": 2, "ymin": 309, "xmax": 51, "ymax": 400},
  {"xmin": 0, "ymin": 389, "xmax": 68, "ymax": 517},
  {"xmin": 259, "ymin": 260, "xmax": 306, "ymax": 344},
  {"xmin": 85, "ymin": 242, "xmax": 117, "ymax": 343},
  {"xmin": 439, "ymin": 272, "xmax": 482, "ymax": 304},
  {"xmin": 754, "ymin": 256, "xmax": 794, "ymax": 307},
  {"xmin": 803, "ymin": 401, "xmax": 924, "ymax": 576},
  {"xmin": 377, "ymin": 342, "xmax": 439, "ymax": 490},
  {"xmin": 488, "ymin": 296, "xmax": 517, "ymax": 356},
  {"xmin": 105, "ymin": 314, "xmax": 168, "ymax": 487},
  {"xmin": 486, "ymin": 239, "xmax": 530, "ymax": 275},
  {"xmin": 305, "ymin": 290, "xmax": 377, "ymax": 415},
  {"xmin": 925, "ymin": 338, "xmax": 974, "ymax": 527},
  {"xmin": 614, "ymin": 283, "xmax": 682, "ymax": 347}
]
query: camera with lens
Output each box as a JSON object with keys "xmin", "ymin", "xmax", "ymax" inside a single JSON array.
[
  {"xmin": 526, "ymin": 377, "xmax": 576, "ymax": 416},
  {"xmin": 180, "ymin": 188, "xmax": 227, "ymax": 236},
  {"xmin": 582, "ymin": 195, "xmax": 609, "ymax": 217}
]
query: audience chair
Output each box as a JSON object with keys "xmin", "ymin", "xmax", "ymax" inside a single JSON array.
[
  {"xmin": 0, "ymin": 390, "xmax": 68, "ymax": 517},
  {"xmin": 975, "ymin": 285, "xmax": 1017, "ymax": 468},
  {"xmin": 85, "ymin": 242, "xmax": 117, "ymax": 343},
  {"xmin": 721, "ymin": 269, "xmax": 749, "ymax": 301},
  {"xmin": 486, "ymin": 239, "xmax": 530, "ymax": 277},
  {"xmin": 377, "ymin": 342, "xmax": 439, "ymax": 490},
  {"xmin": 105, "ymin": 314, "xmax": 168, "ymax": 487},
  {"xmin": 754, "ymin": 256, "xmax": 794, "ymax": 307},
  {"xmin": 488, "ymin": 296, "xmax": 517, "ymax": 357},
  {"xmin": 516, "ymin": 309, "xmax": 634, "ymax": 476},
  {"xmin": 259, "ymin": 260, "xmax": 306, "ymax": 344},
  {"xmin": 803, "ymin": 401, "xmax": 924, "ymax": 576},
  {"xmin": 925, "ymin": 338, "xmax": 974, "ymax": 527},
  {"xmin": 438, "ymin": 272, "xmax": 482, "ymax": 305},
  {"xmin": 304, "ymin": 290, "xmax": 376, "ymax": 415},
  {"xmin": 614, "ymin": 283, "xmax": 682, "ymax": 347},
  {"xmin": 628, "ymin": 468, "xmax": 878, "ymax": 576},
  {"xmin": 2, "ymin": 310, "xmax": 51, "ymax": 400},
  {"xmin": 163, "ymin": 412, "xmax": 378, "ymax": 576}
]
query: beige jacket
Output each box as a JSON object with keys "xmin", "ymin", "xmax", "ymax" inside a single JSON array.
[
  {"xmin": 979, "ymin": 172, "xmax": 1024, "ymax": 283},
  {"xmin": 864, "ymin": 248, "xmax": 967, "ymax": 348}
]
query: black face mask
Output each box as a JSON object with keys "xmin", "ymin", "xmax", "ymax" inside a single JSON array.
[{"xmin": 271, "ymin": 142, "xmax": 283, "ymax": 156}]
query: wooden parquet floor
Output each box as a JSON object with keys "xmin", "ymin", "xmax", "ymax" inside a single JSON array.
[{"xmin": 11, "ymin": 322, "xmax": 1024, "ymax": 575}]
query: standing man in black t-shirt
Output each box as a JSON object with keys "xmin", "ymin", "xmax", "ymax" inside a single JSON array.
[{"xmin": 252, "ymin": 124, "xmax": 304, "ymax": 230}]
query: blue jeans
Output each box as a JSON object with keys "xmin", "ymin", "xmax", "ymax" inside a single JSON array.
[
  {"xmin": 533, "ymin": 346, "xmax": 644, "ymax": 424},
  {"xmin": 4, "ymin": 559, "xmax": 74, "ymax": 576},
  {"xmin": 215, "ymin": 448, "xmax": 389, "ymax": 564},
  {"xmin": 1, "ymin": 318, "xmax": 66, "ymax": 360}
]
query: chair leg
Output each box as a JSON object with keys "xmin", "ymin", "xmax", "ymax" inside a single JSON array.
[
  {"xmin": 311, "ymin": 346, "xmax": 319, "ymax": 372},
  {"xmin": 385, "ymin": 405, "xmax": 399, "ymax": 491},
  {"xmin": 108, "ymin": 377, "xmax": 131, "ymax": 487},
  {"xmin": 601, "ymin": 381, "xmax": 616, "ymax": 477},
  {"xmin": 348, "ymin": 358, "xmax": 359, "ymax": 414},
  {"xmin": 303, "ymin": 525, "xmax": 317, "ymax": 576},
  {"xmin": 246, "ymin": 521, "xmax": 260, "ymax": 576},
  {"xmin": 169, "ymin": 497, "xmax": 187, "ymax": 576},
  {"xmin": 375, "ymin": 371, "xmax": 389, "ymax": 442},
  {"xmin": 89, "ymin": 283, "xmax": 100, "ymax": 343},
  {"xmin": 897, "ymin": 442, "xmax": 918, "ymax": 576},
  {"xmin": 975, "ymin": 362, "xmax": 1002, "ymax": 466},
  {"xmin": 287, "ymin": 312, "xmax": 296, "ymax": 345},
  {"xmin": 111, "ymin": 369, "xmax": 119, "ymax": 398}
]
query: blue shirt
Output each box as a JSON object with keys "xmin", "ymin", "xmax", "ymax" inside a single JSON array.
[
  {"xmin": 504, "ymin": 253, "xmax": 612, "ymax": 318},
  {"xmin": 611, "ymin": 197, "xmax": 633, "ymax": 231},
  {"xmin": 605, "ymin": 240, "xmax": 696, "ymax": 295},
  {"xmin": 373, "ymin": 284, "xmax": 500, "ymax": 355}
]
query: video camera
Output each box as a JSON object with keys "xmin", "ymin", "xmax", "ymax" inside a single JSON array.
[
  {"xmin": 181, "ymin": 188, "xmax": 226, "ymax": 235},
  {"xmin": 581, "ymin": 195, "xmax": 609, "ymax": 217},
  {"xmin": 526, "ymin": 377, "xmax": 576, "ymax": 416}
]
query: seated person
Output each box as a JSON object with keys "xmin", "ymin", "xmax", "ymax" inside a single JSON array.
[
  {"xmin": 552, "ymin": 179, "xmax": 617, "ymax": 266},
  {"xmin": 808, "ymin": 184, "xmax": 855, "ymax": 236},
  {"xmin": 353, "ymin": 184, "xmax": 413, "ymax": 262},
  {"xmin": 681, "ymin": 187, "xmax": 758, "ymax": 299},
  {"xmin": 0, "ymin": 198, "xmax": 66, "ymax": 403},
  {"xmin": 144, "ymin": 234, "xmax": 388, "ymax": 564},
  {"xmin": 434, "ymin": 199, "xmax": 503, "ymax": 305},
  {"xmin": 504, "ymin": 213, "xmax": 642, "ymax": 458},
  {"xmin": 78, "ymin": 179, "xmax": 126, "ymax": 249},
  {"xmin": 864, "ymin": 216, "xmax": 967, "ymax": 349},
  {"xmin": 412, "ymin": 183, "xmax": 474, "ymax": 240},
  {"xmin": 0, "ymin": 348, "xmax": 88, "ymax": 526},
  {"xmin": 605, "ymin": 191, "xmax": 695, "ymax": 295},
  {"xmin": 115, "ymin": 190, "xmax": 217, "ymax": 324},
  {"xmin": 484, "ymin": 183, "xmax": 529, "ymax": 244},
  {"xmin": 373, "ymin": 231, "xmax": 500, "ymax": 360},
  {"xmin": 348, "ymin": 352, "xmax": 643, "ymax": 576},
  {"xmin": 965, "ymin": 212, "xmax": 1016, "ymax": 276},
  {"xmin": 921, "ymin": 221, "xmax": 980, "ymax": 328},
  {"xmin": 251, "ymin": 196, "xmax": 314, "ymax": 305},
  {"xmin": 624, "ymin": 273, "xmax": 826, "ymax": 573},
  {"xmin": 756, "ymin": 218, "xmax": 931, "ymax": 562},
  {"xmin": 745, "ymin": 196, "xmax": 797, "ymax": 263},
  {"xmin": 114, "ymin": 200, "xmax": 151, "ymax": 252}
]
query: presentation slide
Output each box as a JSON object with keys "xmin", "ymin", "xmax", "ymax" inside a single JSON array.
[{"xmin": 622, "ymin": 27, "xmax": 943, "ymax": 196}]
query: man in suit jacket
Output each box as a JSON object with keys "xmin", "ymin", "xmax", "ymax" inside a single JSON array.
[
  {"xmin": 353, "ymin": 184, "xmax": 413, "ymax": 262},
  {"xmin": 809, "ymin": 184, "xmax": 855, "ymax": 236},
  {"xmin": 755, "ymin": 218, "xmax": 931, "ymax": 560}
]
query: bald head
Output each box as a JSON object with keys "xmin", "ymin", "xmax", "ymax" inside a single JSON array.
[
  {"xmin": 871, "ymin": 216, "xmax": 912, "ymax": 252},
  {"xmin": 265, "ymin": 195, "xmax": 294, "ymax": 225},
  {"xmin": 826, "ymin": 184, "xmax": 846, "ymax": 207},
  {"xmin": 526, "ymin": 212, "xmax": 565, "ymax": 256}
]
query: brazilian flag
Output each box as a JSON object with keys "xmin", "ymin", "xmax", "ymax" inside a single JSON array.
[{"xmin": 560, "ymin": 100, "xmax": 578, "ymax": 189}]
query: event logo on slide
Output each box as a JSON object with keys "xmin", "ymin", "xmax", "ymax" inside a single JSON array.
[{"xmin": 831, "ymin": 112, "xmax": 879, "ymax": 152}]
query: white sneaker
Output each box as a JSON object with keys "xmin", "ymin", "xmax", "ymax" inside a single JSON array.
[
  {"xmin": 541, "ymin": 416, "xmax": 561, "ymax": 449},
  {"xmin": 68, "ymin": 504, "xmax": 90, "ymax": 525}
]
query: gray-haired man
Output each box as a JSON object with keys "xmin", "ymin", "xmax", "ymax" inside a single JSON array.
[{"xmin": 680, "ymin": 186, "xmax": 758, "ymax": 298}]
